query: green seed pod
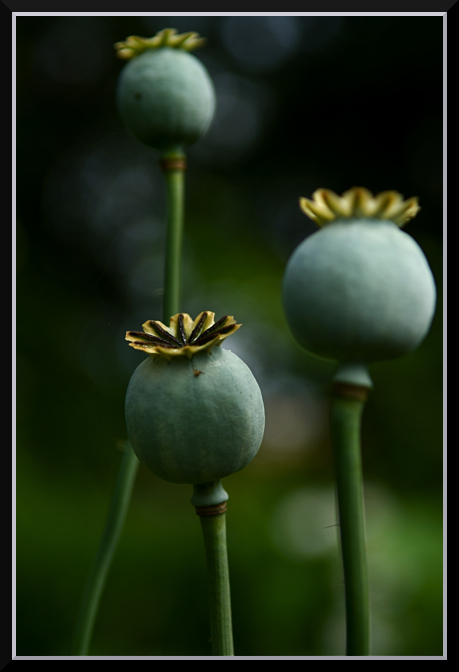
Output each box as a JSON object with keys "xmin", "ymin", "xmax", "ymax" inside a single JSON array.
[
  {"xmin": 125, "ymin": 312, "xmax": 265, "ymax": 484},
  {"xmin": 115, "ymin": 29, "xmax": 216, "ymax": 154},
  {"xmin": 282, "ymin": 188, "xmax": 436, "ymax": 386}
]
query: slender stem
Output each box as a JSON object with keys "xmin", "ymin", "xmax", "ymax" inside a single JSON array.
[
  {"xmin": 162, "ymin": 157, "xmax": 185, "ymax": 320},
  {"xmin": 72, "ymin": 442, "xmax": 139, "ymax": 655},
  {"xmin": 330, "ymin": 388, "xmax": 370, "ymax": 656},
  {"xmin": 198, "ymin": 511, "xmax": 234, "ymax": 656},
  {"xmin": 72, "ymin": 153, "xmax": 187, "ymax": 655},
  {"xmin": 161, "ymin": 161, "xmax": 235, "ymax": 656}
]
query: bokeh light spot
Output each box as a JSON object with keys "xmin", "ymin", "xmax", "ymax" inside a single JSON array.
[{"xmin": 221, "ymin": 16, "xmax": 301, "ymax": 73}]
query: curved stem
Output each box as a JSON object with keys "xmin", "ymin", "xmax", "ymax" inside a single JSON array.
[
  {"xmin": 72, "ymin": 442, "xmax": 139, "ymax": 655},
  {"xmin": 198, "ymin": 510, "xmax": 234, "ymax": 656},
  {"xmin": 73, "ymin": 155, "xmax": 186, "ymax": 655},
  {"xmin": 330, "ymin": 390, "xmax": 370, "ymax": 656}
]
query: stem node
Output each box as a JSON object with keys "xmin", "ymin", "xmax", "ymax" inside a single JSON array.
[{"xmin": 195, "ymin": 502, "xmax": 228, "ymax": 517}]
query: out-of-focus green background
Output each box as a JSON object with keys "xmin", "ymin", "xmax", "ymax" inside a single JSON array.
[{"xmin": 16, "ymin": 15, "xmax": 443, "ymax": 657}]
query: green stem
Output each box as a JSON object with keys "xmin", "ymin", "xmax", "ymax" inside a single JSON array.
[
  {"xmin": 198, "ymin": 512, "xmax": 234, "ymax": 656},
  {"xmin": 162, "ymin": 156, "xmax": 185, "ymax": 320},
  {"xmin": 192, "ymin": 481, "xmax": 233, "ymax": 656},
  {"xmin": 330, "ymin": 392, "xmax": 370, "ymax": 656},
  {"xmin": 72, "ymin": 154, "xmax": 186, "ymax": 655},
  {"xmin": 72, "ymin": 442, "xmax": 139, "ymax": 655},
  {"xmin": 162, "ymin": 164, "xmax": 235, "ymax": 656}
]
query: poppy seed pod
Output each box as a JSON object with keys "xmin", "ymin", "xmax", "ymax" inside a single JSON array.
[
  {"xmin": 115, "ymin": 29, "xmax": 216, "ymax": 154},
  {"xmin": 124, "ymin": 312, "xmax": 265, "ymax": 485},
  {"xmin": 282, "ymin": 188, "xmax": 437, "ymax": 386}
]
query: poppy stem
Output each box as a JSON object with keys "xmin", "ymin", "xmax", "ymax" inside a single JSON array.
[
  {"xmin": 72, "ymin": 442, "xmax": 139, "ymax": 655},
  {"xmin": 161, "ymin": 151, "xmax": 186, "ymax": 321},
  {"xmin": 193, "ymin": 480, "xmax": 234, "ymax": 656},
  {"xmin": 72, "ymin": 152, "xmax": 186, "ymax": 655},
  {"xmin": 330, "ymin": 382, "xmax": 370, "ymax": 656}
]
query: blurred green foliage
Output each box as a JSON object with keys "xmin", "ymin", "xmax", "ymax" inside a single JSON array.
[{"xmin": 16, "ymin": 15, "xmax": 443, "ymax": 656}]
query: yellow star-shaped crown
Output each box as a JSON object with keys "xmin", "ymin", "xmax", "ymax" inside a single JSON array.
[
  {"xmin": 299, "ymin": 187, "xmax": 420, "ymax": 227},
  {"xmin": 126, "ymin": 312, "xmax": 241, "ymax": 361},
  {"xmin": 114, "ymin": 28, "xmax": 206, "ymax": 60}
]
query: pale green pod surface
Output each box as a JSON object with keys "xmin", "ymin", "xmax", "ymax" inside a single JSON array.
[
  {"xmin": 116, "ymin": 47, "xmax": 216, "ymax": 153},
  {"xmin": 125, "ymin": 347, "xmax": 265, "ymax": 484},
  {"xmin": 282, "ymin": 218, "xmax": 436, "ymax": 364}
]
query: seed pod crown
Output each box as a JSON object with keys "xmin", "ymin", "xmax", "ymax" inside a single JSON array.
[
  {"xmin": 126, "ymin": 312, "xmax": 241, "ymax": 361},
  {"xmin": 299, "ymin": 187, "xmax": 420, "ymax": 228},
  {"xmin": 114, "ymin": 28, "xmax": 206, "ymax": 60}
]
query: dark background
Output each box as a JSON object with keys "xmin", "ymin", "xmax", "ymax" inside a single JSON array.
[{"xmin": 16, "ymin": 15, "xmax": 443, "ymax": 656}]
